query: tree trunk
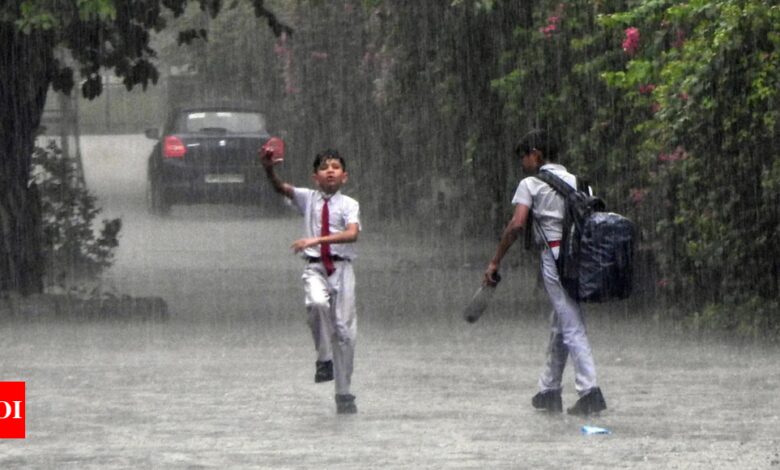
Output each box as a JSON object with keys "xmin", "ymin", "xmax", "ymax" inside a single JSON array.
[{"xmin": 0, "ymin": 23, "xmax": 54, "ymax": 295}]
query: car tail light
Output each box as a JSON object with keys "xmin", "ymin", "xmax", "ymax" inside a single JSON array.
[{"xmin": 163, "ymin": 136, "xmax": 186, "ymax": 158}]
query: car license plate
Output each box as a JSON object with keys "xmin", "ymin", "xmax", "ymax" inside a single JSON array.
[{"xmin": 205, "ymin": 174, "xmax": 244, "ymax": 184}]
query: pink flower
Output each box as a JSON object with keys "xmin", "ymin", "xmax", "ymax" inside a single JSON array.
[
  {"xmin": 658, "ymin": 146, "xmax": 688, "ymax": 163},
  {"xmin": 678, "ymin": 92, "xmax": 689, "ymax": 101},
  {"xmin": 622, "ymin": 27, "xmax": 640, "ymax": 55},
  {"xmin": 540, "ymin": 23, "xmax": 558, "ymax": 37},
  {"xmin": 650, "ymin": 102, "xmax": 661, "ymax": 114},
  {"xmin": 273, "ymin": 44, "xmax": 288, "ymax": 56},
  {"xmin": 310, "ymin": 51, "xmax": 328, "ymax": 60},
  {"xmin": 639, "ymin": 84, "xmax": 656, "ymax": 95},
  {"xmin": 539, "ymin": 9, "xmax": 563, "ymax": 38},
  {"xmin": 274, "ymin": 33, "xmax": 289, "ymax": 57},
  {"xmin": 630, "ymin": 188, "xmax": 648, "ymax": 205},
  {"xmin": 657, "ymin": 279, "xmax": 670, "ymax": 288},
  {"xmin": 540, "ymin": 15, "xmax": 561, "ymax": 37}
]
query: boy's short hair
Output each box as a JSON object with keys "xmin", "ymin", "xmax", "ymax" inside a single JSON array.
[
  {"xmin": 515, "ymin": 129, "xmax": 559, "ymax": 162},
  {"xmin": 313, "ymin": 148, "xmax": 346, "ymax": 171}
]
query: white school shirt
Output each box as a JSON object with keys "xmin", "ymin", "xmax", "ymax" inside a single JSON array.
[
  {"xmin": 512, "ymin": 163, "xmax": 580, "ymax": 245},
  {"xmin": 291, "ymin": 187, "xmax": 361, "ymax": 260}
]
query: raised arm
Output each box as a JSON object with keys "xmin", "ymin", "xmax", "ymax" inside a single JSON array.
[{"xmin": 259, "ymin": 148, "xmax": 294, "ymax": 199}]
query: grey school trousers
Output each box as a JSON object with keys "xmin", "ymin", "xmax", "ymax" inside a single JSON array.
[
  {"xmin": 302, "ymin": 260, "xmax": 357, "ymax": 396},
  {"xmin": 538, "ymin": 248, "xmax": 598, "ymax": 396}
]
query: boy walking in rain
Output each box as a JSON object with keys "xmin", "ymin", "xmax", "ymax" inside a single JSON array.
[
  {"xmin": 482, "ymin": 130, "xmax": 607, "ymax": 416},
  {"xmin": 260, "ymin": 147, "xmax": 361, "ymax": 415}
]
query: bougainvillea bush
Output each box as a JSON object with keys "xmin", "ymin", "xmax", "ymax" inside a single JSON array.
[{"xmin": 599, "ymin": 1, "xmax": 780, "ymax": 336}]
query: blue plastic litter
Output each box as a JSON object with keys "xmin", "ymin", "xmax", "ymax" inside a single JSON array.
[{"xmin": 581, "ymin": 425, "xmax": 611, "ymax": 435}]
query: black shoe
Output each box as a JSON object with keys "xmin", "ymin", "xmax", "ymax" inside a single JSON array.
[
  {"xmin": 315, "ymin": 360, "xmax": 333, "ymax": 383},
  {"xmin": 335, "ymin": 394, "xmax": 357, "ymax": 414},
  {"xmin": 532, "ymin": 389, "xmax": 563, "ymax": 412},
  {"xmin": 567, "ymin": 387, "xmax": 607, "ymax": 416}
]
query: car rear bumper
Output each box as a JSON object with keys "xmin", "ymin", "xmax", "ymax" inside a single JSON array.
[{"xmin": 159, "ymin": 165, "xmax": 271, "ymax": 203}]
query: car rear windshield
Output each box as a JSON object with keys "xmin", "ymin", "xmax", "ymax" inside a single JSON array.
[{"xmin": 176, "ymin": 111, "xmax": 266, "ymax": 134}]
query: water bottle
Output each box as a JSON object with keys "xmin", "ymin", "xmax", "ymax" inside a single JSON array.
[{"xmin": 464, "ymin": 272, "xmax": 501, "ymax": 323}]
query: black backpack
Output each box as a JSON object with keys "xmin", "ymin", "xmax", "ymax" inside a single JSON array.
[{"xmin": 534, "ymin": 170, "xmax": 635, "ymax": 302}]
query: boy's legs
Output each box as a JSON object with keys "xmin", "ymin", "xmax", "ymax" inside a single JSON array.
[
  {"xmin": 540, "ymin": 250, "xmax": 598, "ymax": 395},
  {"xmin": 303, "ymin": 265, "xmax": 333, "ymax": 363},
  {"xmin": 533, "ymin": 309, "xmax": 567, "ymax": 412},
  {"xmin": 330, "ymin": 262, "xmax": 357, "ymax": 396},
  {"xmin": 538, "ymin": 310, "xmax": 568, "ymax": 392}
]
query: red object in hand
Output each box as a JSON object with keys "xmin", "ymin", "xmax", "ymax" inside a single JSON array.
[{"xmin": 261, "ymin": 136, "xmax": 285, "ymax": 163}]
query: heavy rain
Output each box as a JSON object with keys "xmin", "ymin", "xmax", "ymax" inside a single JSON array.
[{"xmin": 1, "ymin": 2, "xmax": 779, "ymax": 468}]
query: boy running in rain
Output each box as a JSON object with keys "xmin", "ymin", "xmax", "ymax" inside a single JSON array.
[{"xmin": 260, "ymin": 147, "xmax": 361, "ymax": 415}]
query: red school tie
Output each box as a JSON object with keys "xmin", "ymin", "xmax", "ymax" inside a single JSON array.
[{"xmin": 320, "ymin": 198, "xmax": 335, "ymax": 276}]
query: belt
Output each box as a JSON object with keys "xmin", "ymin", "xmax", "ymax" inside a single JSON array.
[
  {"xmin": 306, "ymin": 255, "xmax": 348, "ymax": 263},
  {"xmin": 548, "ymin": 240, "xmax": 561, "ymax": 248}
]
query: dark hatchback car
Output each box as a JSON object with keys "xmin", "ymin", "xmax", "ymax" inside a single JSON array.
[{"xmin": 145, "ymin": 104, "xmax": 280, "ymax": 214}]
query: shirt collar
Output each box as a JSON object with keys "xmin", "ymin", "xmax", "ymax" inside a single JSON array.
[
  {"xmin": 540, "ymin": 163, "xmax": 566, "ymax": 172},
  {"xmin": 317, "ymin": 190, "xmax": 340, "ymax": 201}
]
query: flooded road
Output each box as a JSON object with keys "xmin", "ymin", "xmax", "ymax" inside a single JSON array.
[{"xmin": 1, "ymin": 135, "xmax": 778, "ymax": 468}]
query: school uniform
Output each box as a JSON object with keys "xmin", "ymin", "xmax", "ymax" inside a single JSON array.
[
  {"xmin": 291, "ymin": 188, "xmax": 361, "ymax": 396},
  {"xmin": 512, "ymin": 163, "xmax": 599, "ymax": 396}
]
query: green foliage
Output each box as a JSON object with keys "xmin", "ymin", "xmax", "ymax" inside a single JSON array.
[
  {"xmin": 485, "ymin": 0, "xmax": 648, "ymax": 233},
  {"xmin": 600, "ymin": 1, "xmax": 780, "ymax": 318},
  {"xmin": 4, "ymin": 0, "xmax": 289, "ymax": 97},
  {"xmin": 31, "ymin": 141, "xmax": 121, "ymax": 288},
  {"xmin": 14, "ymin": 2, "xmax": 59, "ymax": 32}
]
